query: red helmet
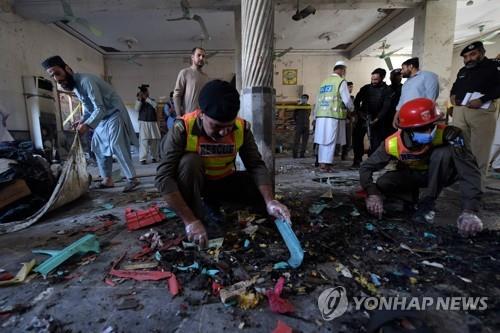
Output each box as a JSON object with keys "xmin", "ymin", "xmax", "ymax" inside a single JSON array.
[{"xmin": 398, "ymin": 98, "xmax": 441, "ymax": 128}]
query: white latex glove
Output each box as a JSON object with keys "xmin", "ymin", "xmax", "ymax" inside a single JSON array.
[
  {"xmin": 185, "ymin": 220, "xmax": 208, "ymax": 248},
  {"xmin": 366, "ymin": 194, "xmax": 383, "ymax": 219},
  {"xmin": 266, "ymin": 200, "xmax": 291, "ymax": 223},
  {"xmin": 457, "ymin": 211, "xmax": 483, "ymax": 237}
]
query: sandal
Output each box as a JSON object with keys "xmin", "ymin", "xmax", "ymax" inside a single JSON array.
[
  {"xmin": 94, "ymin": 182, "xmax": 114, "ymax": 189},
  {"xmin": 123, "ymin": 179, "xmax": 140, "ymax": 193}
]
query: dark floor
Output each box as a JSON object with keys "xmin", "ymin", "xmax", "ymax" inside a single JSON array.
[{"xmin": 1, "ymin": 154, "xmax": 499, "ymax": 333}]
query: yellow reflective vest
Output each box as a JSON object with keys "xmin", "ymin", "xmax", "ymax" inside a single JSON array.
[
  {"xmin": 385, "ymin": 125, "xmax": 446, "ymax": 171},
  {"xmin": 315, "ymin": 75, "xmax": 347, "ymax": 119},
  {"xmin": 183, "ymin": 110, "xmax": 244, "ymax": 180}
]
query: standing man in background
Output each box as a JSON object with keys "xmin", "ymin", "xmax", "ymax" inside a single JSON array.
[
  {"xmin": 42, "ymin": 55, "xmax": 140, "ymax": 192},
  {"xmin": 163, "ymin": 91, "xmax": 177, "ymax": 131},
  {"xmin": 386, "ymin": 69, "xmax": 402, "ymax": 135},
  {"xmin": 450, "ymin": 41, "xmax": 500, "ymax": 186},
  {"xmin": 135, "ymin": 84, "xmax": 161, "ymax": 164},
  {"xmin": 173, "ymin": 47, "xmax": 209, "ymax": 116},
  {"xmin": 352, "ymin": 68, "xmax": 392, "ymax": 167},
  {"xmin": 293, "ymin": 94, "xmax": 311, "ymax": 158},
  {"xmin": 313, "ymin": 61, "xmax": 354, "ymax": 172},
  {"xmin": 392, "ymin": 57, "xmax": 439, "ymax": 128}
]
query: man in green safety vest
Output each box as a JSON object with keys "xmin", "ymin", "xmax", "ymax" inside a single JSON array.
[
  {"xmin": 359, "ymin": 98, "xmax": 483, "ymax": 237},
  {"xmin": 313, "ymin": 61, "xmax": 354, "ymax": 172}
]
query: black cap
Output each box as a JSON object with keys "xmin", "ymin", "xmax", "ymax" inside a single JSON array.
[
  {"xmin": 460, "ymin": 41, "xmax": 485, "ymax": 56},
  {"xmin": 138, "ymin": 84, "xmax": 149, "ymax": 92},
  {"xmin": 391, "ymin": 68, "xmax": 402, "ymax": 75},
  {"xmin": 41, "ymin": 55, "xmax": 66, "ymax": 70},
  {"xmin": 199, "ymin": 80, "xmax": 240, "ymax": 122}
]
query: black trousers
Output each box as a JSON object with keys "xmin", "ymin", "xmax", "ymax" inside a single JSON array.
[
  {"xmin": 375, "ymin": 146, "xmax": 482, "ymax": 211},
  {"xmin": 293, "ymin": 126, "xmax": 309, "ymax": 157},
  {"xmin": 176, "ymin": 153, "xmax": 266, "ymax": 220},
  {"xmin": 352, "ymin": 120, "xmax": 367, "ymax": 163}
]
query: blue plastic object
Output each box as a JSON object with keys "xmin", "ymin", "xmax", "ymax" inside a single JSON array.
[
  {"xmin": 32, "ymin": 234, "xmax": 100, "ymax": 278},
  {"xmin": 274, "ymin": 219, "xmax": 304, "ymax": 268}
]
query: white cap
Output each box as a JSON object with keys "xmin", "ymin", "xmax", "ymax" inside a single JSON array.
[{"xmin": 335, "ymin": 60, "xmax": 346, "ymax": 67}]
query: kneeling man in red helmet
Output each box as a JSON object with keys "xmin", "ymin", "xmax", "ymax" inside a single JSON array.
[{"xmin": 359, "ymin": 98, "xmax": 483, "ymax": 236}]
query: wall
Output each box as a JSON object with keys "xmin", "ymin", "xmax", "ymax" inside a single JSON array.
[
  {"xmin": 273, "ymin": 54, "xmax": 409, "ymax": 103},
  {"xmin": 0, "ymin": 12, "xmax": 104, "ymax": 132},
  {"xmin": 104, "ymin": 55, "xmax": 235, "ymax": 131}
]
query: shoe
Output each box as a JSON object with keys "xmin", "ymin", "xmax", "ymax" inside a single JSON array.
[
  {"xmin": 292, "ymin": 153, "xmax": 298, "ymax": 159},
  {"xmin": 123, "ymin": 179, "xmax": 140, "ymax": 192},
  {"xmin": 412, "ymin": 199, "xmax": 435, "ymax": 224},
  {"xmin": 152, "ymin": 159, "xmax": 157, "ymax": 163},
  {"xmin": 351, "ymin": 161, "xmax": 361, "ymax": 168},
  {"xmin": 341, "ymin": 154, "xmax": 348, "ymax": 161},
  {"xmin": 140, "ymin": 160, "xmax": 147, "ymax": 165}
]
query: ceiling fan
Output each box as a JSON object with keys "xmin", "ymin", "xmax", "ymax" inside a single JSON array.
[
  {"xmin": 59, "ymin": 0, "xmax": 102, "ymax": 37},
  {"xmin": 377, "ymin": 40, "xmax": 403, "ymax": 71},
  {"xmin": 274, "ymin": 47, "xmax": 293, "ymax": 60},
  {"xmin": 455, "ymin": 25, "xmax": 500, "ymax": 47},
  {"xmin": 126, "ymin": 55, "xmax": 143, "ymax": 67},
  {"xmin": 167, "ymin": 0, "xmax": 210, "ymax": 41},
  {"xmin": 292, "ymin": 0, "xmax": 316, "ymax": 21}
]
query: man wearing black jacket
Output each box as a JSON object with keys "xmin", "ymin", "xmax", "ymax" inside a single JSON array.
[
  {"xmin": 450, "ymin": 41, "xmax": 500, "ymax": 186},
  {"xmin": 352, "ymin": 68, "xmax": 392, "ymax": 167}
]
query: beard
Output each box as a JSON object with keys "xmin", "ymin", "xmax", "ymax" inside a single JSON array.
[{"xmin": 59, "ymin": 71, "xmax": 76, "ymax": 91}]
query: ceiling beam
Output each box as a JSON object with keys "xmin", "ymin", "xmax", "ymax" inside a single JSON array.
[{"xmin": 345, "ymin": 8, "xmax": 415, "ymax": 59}]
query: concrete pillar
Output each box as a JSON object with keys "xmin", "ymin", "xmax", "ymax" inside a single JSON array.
[
  {"xmin": 241, "ymin": 0, "xmax": 275, "ymax": 178},
  {"xmin": 234, "ymin": 7, "xmax": 242, "ymax": 92},
  {"xmin": 412, "ymin": 0, "xmax": 457, "ymax": 108}
]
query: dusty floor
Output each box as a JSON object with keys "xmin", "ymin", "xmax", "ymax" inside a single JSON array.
[{"xmin": 1, "ymin": 154, "xmax": 499, "ymax": 333}]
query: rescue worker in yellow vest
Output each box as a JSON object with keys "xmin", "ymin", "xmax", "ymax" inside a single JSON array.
[
  {"xmin": 155, "ymin": 80, "xmax": 291, "ymax": 247},
  {"xmin": 313, "ymin": 61, "xmax": 354, "ymax": 172},
  {"xmin": 359, "ymin": 98, "xmax": 483, "ymax": 237}
]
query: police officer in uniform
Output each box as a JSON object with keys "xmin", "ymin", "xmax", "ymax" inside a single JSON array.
[
  {"xmin": 359, "ymin": 98, "xmax": 483, "ymax": 237},
  {"xmin": 450, "ymin": 41, "xmax": 500, "ymax": 187},
  {"xmin": 155, "ymin": 80, "xmax": 291, "ymax": 247}
]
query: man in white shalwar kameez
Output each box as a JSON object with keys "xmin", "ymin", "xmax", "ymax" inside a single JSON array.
[
  {"xmin": 42, "ymin": 56, "xmax": 140, "ymax": 192},
  {"xmin": 314, "ymin": 61, "xmax": 354, "ymax": 172}
]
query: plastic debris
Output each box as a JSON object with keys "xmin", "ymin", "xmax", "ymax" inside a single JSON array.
[
  {"xmin": 109, "ymin": 269, "xmax": 172, "ymax": 281},
  {"xmin": 336, "ymin": 263, "xmax": 353, "ymax": 278},
  {"xmin": 457, "ymin": 275, "xmax": 472, "ymax": 283},
  {"xmin": 242, "ymin": 225, "xmax": 259, "ymax": 236},
  {"xmin": 354, "ymin": 275, "xmax": 378, "ymax": 295},
  {"xmin": 409, "ymin": 277, "xmax": 418, "ymax": 285},
  {"xmin": 0, "ymin": 259, "xmax": 36, "ymax": 286},
  {"xmin": 423, "ymin": 232, "xmax": 437, "ymax": 238},
  {"xmin": 266, "ymin": 276, "xmax": 294, "ymax": 314},
  {"xmin": 122, "ymin": 262, "xmax": 158, "ymax": 270},
  {"xmin": 238, "ymin": 292, "xmax": 261, "ymax": 310},
  {"xmin": 421, "ymin": 260, "xmax": 444, "ymax": 269},
  {"xmin": 102, "ymin": 326, "xmax": 114, "ymax": 333},
  {"xmin": 275, "ymin": 219, "xmax": 304, "ymax": 268},
  {"xmin": 219, "ymin": 279, "xmax": 255, "ymax": 304},
  {"xmin": 125, "ymin": 206, "xmax": 165, "ymax": 231},
  {"xmin": 272, "ymin": 320, "xmax": 293, "ymax": 333},
  {"xmin": 139, "ymin": 229, "xmax": 164, "ymax": 250},
  {"xmin": 182, "ymin": 237, "xmax": 224, "ymax": 250},
  {"xmin": 365, "ymin": 223, "xmax": 375, "ymax": 231},
  {"xmin": 309, "ymin": 203, "xmax": 327, "ymax": 215},
  {"xmin": 273, "ymin": 262, "xmax": 290, "ymax": 270},
  {"xmin": 159, "ymin": 207, "xmax": 177, "ymax": 219},
  {"xmin": 243, "ymin": 239, "xmax": 250, "ymax": 248},
  {"xmin": 370, "ymin": 273, "xmax": 382, "ymax": 286},
  {"xmin": 201, "ymin": 269, "xmax": 220, "ymax": 277},
  {"xmin": 400, "ymin": 243, "xmax": 420, "ymax": 257},
  {"xmin": 101, "ymin": 203, "xmax": 114, "ymax": 210},
  {"xmin": 350, "ymin": 208, "xmax": 361, "ymax": 217},
  {"xmin": 168, "ymin": 273, "xmax": 181, "ymax": 296},
  {"xmin": 238, "ymin": 211, "xmax": 256, "ymax": 226},
  {"xmin": 155, "ymin": 251, "xmax": 162, "ymax": 261},
  {"xmin": 174, "ymin": 262, "xmax": 200, "ymax": 271},
  {"xmin": 33, "ymin": 234, "xmax": 100, "ymax": 278}
]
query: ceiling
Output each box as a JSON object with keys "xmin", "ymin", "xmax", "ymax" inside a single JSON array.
[{"xmin": 9, "ymin": 0, "xmax": 500, "ymax": 57}]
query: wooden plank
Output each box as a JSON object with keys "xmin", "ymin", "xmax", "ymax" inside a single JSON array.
[{"xmin": 0, "ymin": 179, "xmax": 32, "ymax": 210}]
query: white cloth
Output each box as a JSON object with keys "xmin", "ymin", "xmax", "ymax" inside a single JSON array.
[
  {"xmin": 139, "ymin": 121, "xmax": 161, "ymax": 140},
  {"xmin": 314, "ymin": 118, "xmax": 345, "ymax": 163}
]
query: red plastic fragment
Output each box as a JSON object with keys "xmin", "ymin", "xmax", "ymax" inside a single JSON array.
[
  {"xmin": 167, "ymin": 273, "xmax": 181, "ymax": 296},
  {"xmin": 132, "ymin": 235, "xmax": 184, "ymax": 260},
  {"xmin": 125, "ymin": 206, "xmax": 166, "ymax": 231},
  {"xmin": 0, "ymin": 272, "xmax": 14, "ymax": 281},
  {"xmin": 104, "ymin": 278, "xmax": 116, "ymax": 287},
  {"xmin": 272, "ymin": 320, "xmax": 293, "ymax": 333},
  {"xmin": 212, "ymin": 281, "xmax": 222, "ymax": 296},
  {"xmin": 266, "ymin": 277, "xmax": 295, "ymax": 314}
]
